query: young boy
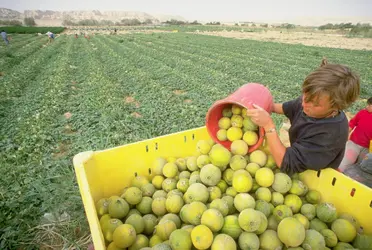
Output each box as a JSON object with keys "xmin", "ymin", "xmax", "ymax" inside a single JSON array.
[
  {"xmin": 339, "ymin": 97, "xmax": 372, "ymax": 172},
  {"xmin": 246, "ymin": 60, "xmax": 360, "ymax": 175}
]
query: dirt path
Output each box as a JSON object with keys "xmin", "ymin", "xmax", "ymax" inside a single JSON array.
[{"xmin": 192, "ymin": 30, "xmax": 372, "ymax": 51}]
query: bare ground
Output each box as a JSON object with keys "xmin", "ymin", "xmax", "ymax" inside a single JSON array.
[
  {"xmin": 191, "ymin": 30, "xmax": 372, "ymax": 51},
  {"xmin": 62, "ymin": 27, "xmax": 372, "ymax": 50}
]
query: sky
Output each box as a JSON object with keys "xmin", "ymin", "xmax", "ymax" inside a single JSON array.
[{"xmin": 1, "ymin": 0, "xmax": 372, "ymax": 23}]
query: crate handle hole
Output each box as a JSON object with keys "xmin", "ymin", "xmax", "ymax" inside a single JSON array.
[
  {"xmin": 350, "ymin": 188, "xmax": 356, "ymax": 197},
  {"xmin": 146, "ymin": 145, "xmax": 149, "ymax": 152},
  {"xmin": 134, "ymin": 172, "xmax": 138, "ymax": 177},
  {"xmin": 155, "ymin": 142, "xmax": 158, "ymax": 150},
  {"xmin": 192, "ymin": 134, "xmax": 195, "ymax": 140},
  {"xmin": 317, "ymin": 170, "xmax": 321, "ymax": 177},
  {"xmin": 331, "ymin": 177, "xmax": 336, "ymax": 186},
  {"xmin": 370, "ymin": 200, "xmax": 372, "ymax": 208},
  {"xmin": 184, "ymin": 136, "xmax": 187, "ymax": 142},
  {"xmin": 148, "ymin": 168, "xmax": 152, "ymax": 175}
]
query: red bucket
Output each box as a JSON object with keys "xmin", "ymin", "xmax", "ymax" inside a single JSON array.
[{"xmin": 206, "ymin": 83, "xmax": 273, "ymax": 153}]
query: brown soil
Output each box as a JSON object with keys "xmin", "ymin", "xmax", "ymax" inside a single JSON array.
[
  {"xmin": 192, "ymin": 30, "xmax": 372, "ymax": 51},
  {"xmin": 131, "ymin": 112, "xmax": 142, "ymax": 118},
  {"xmin": 124, "ymin": 96, "xmax": 140, "ymax": 108},
  {"xmin": 53, "ymin": 142, "xmax": 70, "ymax": 158},
  {"xmin": 173, "ymin": 89, "xmax": 187, "ymax": 95}
]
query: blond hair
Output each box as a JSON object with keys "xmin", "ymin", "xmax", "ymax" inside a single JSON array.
[{"xmin": 302, "ymin": 60, "xmax": 360, "ymax": 110}]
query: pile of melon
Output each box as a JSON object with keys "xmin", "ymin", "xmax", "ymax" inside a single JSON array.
[
  {"xmin": 96, "ymin": 105, "xmax": 371, "ymax": 250},
  {"xmin": 215, "ymin": 104, "xmax": 259, "ymax": 145}
]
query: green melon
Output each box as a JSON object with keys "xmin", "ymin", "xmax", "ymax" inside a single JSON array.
[
  {"xmin": 278, "ymin": 217, "xmax": 306, "ymax": 247},
  {"xmin": 316, "ymin": 203, "xmax": 338, "ymax": 223},
  {"xmin": 211, "ymin": 234, "xmax": 237, "ymax": 250},
  {"xmin": 169, "ymin": 229, "xmax": 192, "ymax": 250},
  {"xmin": 221, "ymin": 215, "xmax": 242, "ymax": 240}
]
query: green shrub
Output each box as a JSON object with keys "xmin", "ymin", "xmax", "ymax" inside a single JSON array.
[{"xmin": 0, "ymin": 26, "xmax": 65, "ymax": 34}]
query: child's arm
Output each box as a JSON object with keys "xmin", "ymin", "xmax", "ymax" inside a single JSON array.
[
  {"xmin": 263, "ymin": 102, "xmax": 285, "ymax": 166},
  {"xmin": 264, "ymin": 123, "xmax": 286, "ymax": 168},
  {"xmin": 245, "ymin": 104, "xmax": 286, "ymax": 167},
  {"xmin": 272, "ymin": 103, "xmax": 283, "ymax": 114},
  {"xmin": 349, "ymin": 111, "xmax": 361, "ymax": 129}
]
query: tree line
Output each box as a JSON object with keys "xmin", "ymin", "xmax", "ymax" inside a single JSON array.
[
  {"xmin": 0, "ymin": 17, "xmax": 36, "ymax": 26},
  {"xmin": 62, "ymin": 18, "xmax": 203, "ymax": 26}
]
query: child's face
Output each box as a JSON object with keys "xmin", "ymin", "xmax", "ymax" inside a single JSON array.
[
  {"xmin": 302, "ymin": 93, "xmax": 335, "ymax": 118},
  {"xmin": 366, "ymin": 103, "xmax": 372, "ymax": 113}
]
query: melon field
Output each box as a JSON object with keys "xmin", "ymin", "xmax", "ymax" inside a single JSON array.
[{"xmin": 0, "ymin": 32, "xmax": 371, "ymax": 249}]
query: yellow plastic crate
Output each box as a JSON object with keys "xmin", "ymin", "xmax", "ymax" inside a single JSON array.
[{"xmin": 73, "ymin": 126, "xmax": 372, "ymax": 249}]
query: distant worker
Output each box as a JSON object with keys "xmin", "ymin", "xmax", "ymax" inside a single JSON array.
[
  {"xmin": 75, "ymin": 33, "xmax": 78, "ymax": 38},
  {"xmin": 84, "ymin": 32, "xmax": 90, "ymax": 40},
  {"xmin": 1, "ymin": 30, "xmax": 9, "ymax": 46},
  {"xmin": 46, "ymin": 31, "xmax": 55, "ymax": 43}
]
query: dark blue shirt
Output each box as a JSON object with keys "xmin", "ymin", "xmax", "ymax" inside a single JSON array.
[{"xmin": 281, "ymin": 96, "xmax": 348, "ymax": 175}]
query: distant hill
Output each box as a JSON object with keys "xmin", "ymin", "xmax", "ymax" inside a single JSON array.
[
  {"xmin": 0, "ymin": 8, "xmax": 22, "ymax": 19},
  {"xmin": 1, "ymin": 7, "xmax": 371, "ymax": 27},
  {"xmin": 0, "ymin": 8, "xmax": 187, "ymax": 26}
]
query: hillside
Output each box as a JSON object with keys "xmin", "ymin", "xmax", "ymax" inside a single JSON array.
[
  {"xmin": 0, "ymin": 8, "xmax": 22, "ymax": 19},
  {"xmin": 0, "ymin": 8, "xmax": 187, "ymax": 26}
]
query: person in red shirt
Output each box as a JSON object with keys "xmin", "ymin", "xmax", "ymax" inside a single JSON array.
[{"xmin": 339, "ymin": 97, "xmax": 372, "ymax": 172}]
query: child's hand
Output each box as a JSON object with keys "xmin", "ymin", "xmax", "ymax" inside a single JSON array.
[{"xmin": 245, "ymin": 104, "xmax": 275, "ymax": 130}]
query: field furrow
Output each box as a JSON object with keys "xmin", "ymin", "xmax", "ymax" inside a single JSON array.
[{"xmin": 0, "ymin": 35, "xmax": 82, "ymax": 247}]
